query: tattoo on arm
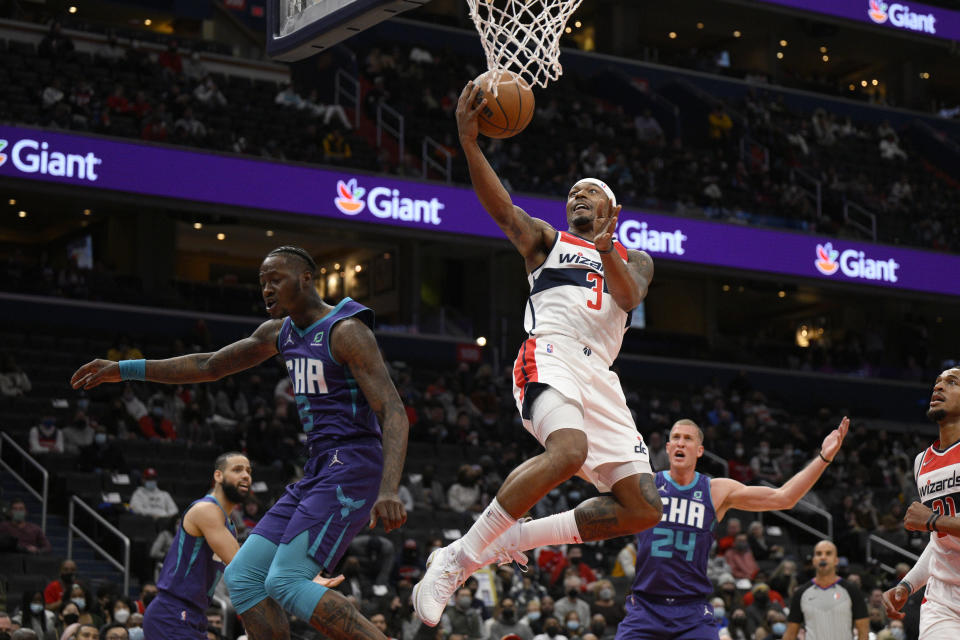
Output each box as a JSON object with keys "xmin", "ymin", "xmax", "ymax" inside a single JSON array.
[
  {"xmin": 638, "ymin": 473, "xmax": 661, "ymax": 510},
  {"xmin": 310, "ymin": 590, "xmax": 385, "ymax": 640},
  {"xmin": 332, "ymin": 319, "xmax": 409, "ymax": 495},
  {"xmin": 238, "ymin": 599, "xmax": 290, "ymax": 640},
  {"xmin": 146, "ymin": 319, "xmax": 281, "ymax": 384},
  {"xmin": 627, "ymin": 250, "xmax": 654, "ymax": 299}
]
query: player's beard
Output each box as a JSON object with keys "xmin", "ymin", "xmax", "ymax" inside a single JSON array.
[
  {"xmin": 572, "ymin": 214, "xmax": 591, "ymax": 228},
  {"xmin": 221, "ymin": 479, "xmax": 246, "ymax": 504},
  {"xmin": 927, "ymin": 407, "xmax": 948, "ymax": 423}
]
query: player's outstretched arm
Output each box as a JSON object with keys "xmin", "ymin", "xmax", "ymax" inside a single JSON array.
[
  {"xmin": 712, "ymin": 417, "xmax": 849, "ymax": 518},
  {"xmin": 456, "ymin": 81, "xmax": 554, "ymax": 264},
  {"xmin": 331, "ymin": 318, "xmax": 409, "ymax": 533},
  {"xmin": 70, "ymin": 319, "xmax": 283, "ymax": 389}
]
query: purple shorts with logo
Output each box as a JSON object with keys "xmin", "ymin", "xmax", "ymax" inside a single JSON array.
[
  {"xmin": 142, "ymin": 593, "xmax": 206, "ymax": 640},
  {"xmin": 615, "ymin": 593, "xmax": 721, "ymax": 640},
  {"xmin": 251, "ymin": 438, "xmax": 383, "ymax": 569}
]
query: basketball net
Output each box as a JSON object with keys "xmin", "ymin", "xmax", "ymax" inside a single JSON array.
[{"xmin": 466, "ymin": 0, "xmax": 584, "ymax": 94}]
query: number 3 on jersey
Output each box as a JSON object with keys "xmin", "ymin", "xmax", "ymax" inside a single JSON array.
[{"xmin": 586, "ymin": 272, "xmax": 603, "ymax": 310}]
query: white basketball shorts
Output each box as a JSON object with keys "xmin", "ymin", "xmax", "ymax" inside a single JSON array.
[
  {"xmin": 920, "ymin": 578, "xmax": 960, "ymax": 639},
  {"xmin": 512, "ymin": 333, "xmax": 652, "ymax": 493}
]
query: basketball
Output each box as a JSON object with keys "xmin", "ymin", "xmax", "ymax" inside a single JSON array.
[{"xmin": 472, "ymin": 69, "xmax": 535, "ymax": 139}]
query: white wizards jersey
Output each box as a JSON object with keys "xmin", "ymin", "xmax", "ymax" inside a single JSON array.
[
  {"xmin": 914, "ymin": 440, "xmax": 960, "ymax": 585},
  {"xmin": 523, "ymin": 231, "xmax": 635, "ymax": 366}
]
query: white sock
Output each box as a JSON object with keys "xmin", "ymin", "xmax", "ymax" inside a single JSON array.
[
  {"xmin": 456, "ymin": 498, "xmax": 516, "ymax": 565},
  {"xmin": 475, "ymin": 510, "xmax": 583, "ymax": 567}
]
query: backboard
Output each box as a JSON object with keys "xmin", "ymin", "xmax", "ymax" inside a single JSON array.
[{"xmin": 266, "ymin": 0, "xmax": 431, "ymax": 61}]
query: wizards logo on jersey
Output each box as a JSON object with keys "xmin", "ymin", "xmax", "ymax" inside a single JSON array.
[{"xmin": 558, "ymin": 252, "xmax": 603, "ymax": 271}]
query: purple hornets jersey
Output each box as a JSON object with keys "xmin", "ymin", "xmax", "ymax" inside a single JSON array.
[
  {"xmin": 156, "ymin": 495, "xmax": 236, "ymax": 611},
  {"xmin": 278, "ymin": 298, "xmax": 381, "ymax": 448},
  {"xmin": 632, "ymin": 471, "xmax": 717, "ymax": 599}
]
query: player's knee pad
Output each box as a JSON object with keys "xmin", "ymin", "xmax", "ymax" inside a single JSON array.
[
  {"xmin": 533, "ymin": 387, "xmax": 587, "ymax": 468},
  {"xmin": 264, "ymin": 530, "xmax": 327, "ymax": 621},
  {"xmin": 224, "ymin": 534, "xmax": 276, "ymax": 615}
]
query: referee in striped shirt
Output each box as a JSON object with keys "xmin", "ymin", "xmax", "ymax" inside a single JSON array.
[{"xmin": 783, "ymin": 540, "xmax": 869, "ymax": 640}]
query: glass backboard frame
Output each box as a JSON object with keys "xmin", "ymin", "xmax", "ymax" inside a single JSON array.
[{"xmin": 266, "ymin": 0, "xmax": 431, "ymax": 61}]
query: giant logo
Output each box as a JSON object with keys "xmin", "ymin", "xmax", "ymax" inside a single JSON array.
[
  {"xmin": 333, "ymin": 177, "xmax": 443, "ymax": 225},
  {"xmin": 0, "ymin": 137, "xmax": 102, "ymax": 181},
  {"xmin": 334, "ymin": 179, "xmax": 365, "ymax": 215},
  {"xmin": 814, "ymin": 242, "xmax": 900, "ymax": 283},
  {"xmin": 869, "ymin": 0, "xmax": 888, "ymax": 23},
  {"xmin": 868, "ymin": 0, "xmax": 936, "ymax": 34},
  {"xmin": 815, "ymin": 243, "xmax": 840, "ymax": 275},
  {"xmin": 616, "ymin": 220, "xmax": 687, "ymax": 255}
]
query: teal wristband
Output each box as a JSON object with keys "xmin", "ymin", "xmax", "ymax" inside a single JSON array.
[{"xmin": 118, "ymin": 359, "xmax": 146, "ymax": 381}]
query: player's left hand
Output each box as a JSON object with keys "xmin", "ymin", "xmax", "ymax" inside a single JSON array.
[
  {"xmin": 819, "ymin": 416, "xmax": 849, "ymax": 461},
  {"xmin": 904, "ymin": 501, "xmax": 936, "ymax": 532},
  {"xmin": 593, "ymin": 198, "xmax": 622, "ymax": 253},
  {"xmin": 312, "ymin": 573, "xmax": 345, "ymax": 587},
  {"xmin": 369, "ymin": 493, "xmax": 407, "ymax": 533}
]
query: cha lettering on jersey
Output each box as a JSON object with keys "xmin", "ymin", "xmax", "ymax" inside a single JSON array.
[
  {"xmin": 659, "ymin": 496, "xmax": 707, "ymax": 529},
  {"xmin": 286, "ymin": 358, "xmax": 329, "ymax": 394}
]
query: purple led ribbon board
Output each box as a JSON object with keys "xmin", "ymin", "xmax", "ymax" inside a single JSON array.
[
  {"xmin": 757, "ymin": 0, "xmax": 960, "ymax": 41},
  {"xmin": 2, "ymin": 125, "xmax": 959, "ymax": 296}
]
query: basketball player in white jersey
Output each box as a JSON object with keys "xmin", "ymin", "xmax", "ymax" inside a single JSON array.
[
  {"xmin": 882, "ymin": 367, "xmax": 960, "ymax": 638},
  {"xmin": 413, "ymin": 81, "xmax": 662, "ymax": 626}
]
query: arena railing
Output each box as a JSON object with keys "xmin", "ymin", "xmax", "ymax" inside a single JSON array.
[
  {"xmin": 843, "ymin": 199, "xmax": 878, "ymax": 241},
  {"xmin": 0, "ymin": 432, "xmax": 48, "ymax": 533},
  {"xmin": 755, "ymin": 480, "xmax": 834, "ymax": 541},
  {"xmin": 789, "ymin": 168, "xmax": 823, "ymax": 219},
  {"xmin": 334, "ymin": 69, "xmax": 361, "ymax": 130},
  {"xmin": 67, "ymin": 495, "xmax": 131, "ymax": 595},
  {"xmin": 422, "ymin": 136, "xmax": 453, "ymax": 183},
  {"xmin": 377, "ymin": 101, "xmax": 405, "ymax": 164},
  {"xmin": 866, "ymin": 534, "xmax": 919, "ymax": 576}
]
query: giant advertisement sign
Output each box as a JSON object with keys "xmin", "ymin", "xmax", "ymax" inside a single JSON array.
[
  {"xmin": 759, "ymin": 0, "xmax": 960, "ymax": 41},
  {"xmin": 2, "ymin": 125, "xmax": 960, "ymax": 296}
]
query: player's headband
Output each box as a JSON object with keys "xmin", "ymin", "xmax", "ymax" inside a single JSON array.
[{"xmin": 577, "ymin": 178, "xmax": 617, "ymax": 208}]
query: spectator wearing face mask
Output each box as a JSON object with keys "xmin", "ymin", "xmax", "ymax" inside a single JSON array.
[
  {"xmin": 589, "ymin": 581, "xmax": 623, "ymax": 627},
  {"xmin": 587, "ymin": 613, "xmax": 613, "ymax": 640},
  {"xmin": 723, "ymin": 608, "xmax": 750, "ymax": 640},
  {"xmin": 724, "ymin": 534, "xmax": 759, "ymax": 580},
  {"xmin": 29, "ymin": 417, "xmax": 64, "ymax": 455},
  {"xmin": 129, "ymin": 469, "xmax": 178, "ymax": 520},
  {"xmin": 13, "ymin": 590, "xmax": 57, "ymax": 640},
  {"xmin": 534, "ymin": 487, "xmax": 570, "ymax": 519},
  {"xmin": 553, "ymin": 577, "xmax": 590, "ymax": 630},
  {"xmin": 532, "ymin": 615, "xmax": 567, "ymax": 640},
  {"xmin": 564, "ymin": 546, "xmax": 597, "ymax": 588},
  {"xmin": 67, "ymin": 584, "xmax": 102, "ymax": 628},
  {"xmin": 126, "ymin": 613, "xmax": 144, "ymax": 640},
  {"xmin": 109, "ymin": 598, "xmax": 133, "ymax": 628},
  {"xmin": 44, "ymin": 560, "xmax": 79, "ymax": 613},
  {"xmin": 448, "ymin": 465, "xmax": 482, "ymax": 513},
  {"xmin": 441, "ymin": 588, "xmax": 483, "ymax": 640},
  {"xmin": 561, "ymin": 611, "xmax": 582, "ymax": 640},
  {"xmin": 485, "ymin": 598, "xmax": 532, "ymax": 640},
  {"xmin": 520, "ymin": 599, "xmax": 545, "ymax": 636},
  {"xmin": 710, "ymin": 597, "xmax": 729, "ymax": 629},
  {"xmin": 0, "ymin": 499, "xmax": 50, "ymax": 554},
  {"xmin": 59, "ymin": 602, "xmax": 81, "ymax": 632}
]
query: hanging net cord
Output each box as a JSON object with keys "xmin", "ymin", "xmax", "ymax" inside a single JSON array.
[{"xmin": 467, "ymin": 0, "xmax": 585, "ymax": 93}]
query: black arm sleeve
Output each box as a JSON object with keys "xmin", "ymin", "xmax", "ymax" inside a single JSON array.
[
  {"xmin": 787, "ymin": 584, "xmax": 807, "ymax": 625},
  {"xmin": 843, "ymin": 580, "xmax": 870, "ymax": 620}
]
